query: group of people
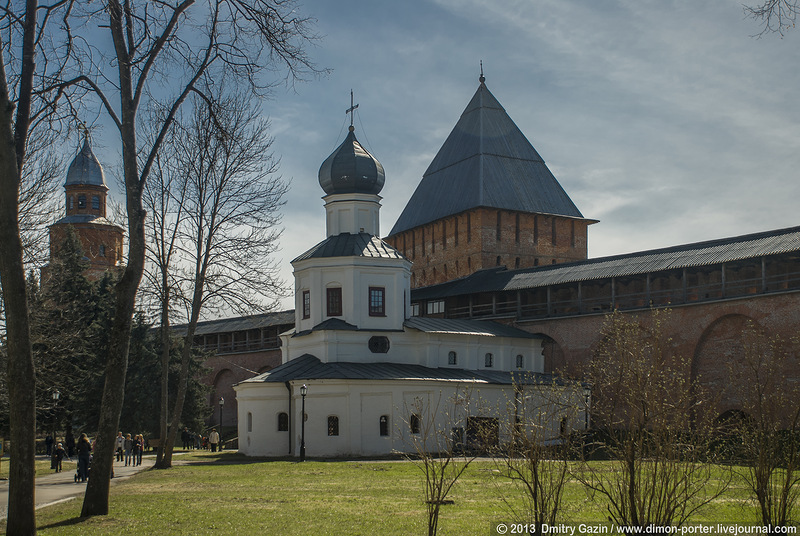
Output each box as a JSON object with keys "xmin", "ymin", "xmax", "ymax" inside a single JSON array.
[
  {"xmin": 114, "ymin": 432, "xmax": 145, "ymax": 466},
  {"xmin": 181, "ymin": 427, "xmax": 221, "ymax": 451},
  {"xmin": 48, "ymin": 432, "xmax": 91, "ymax": 480}
]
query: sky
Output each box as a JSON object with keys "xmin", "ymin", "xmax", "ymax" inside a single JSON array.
[
  {"xmin": 75, "ymin": 1, "xmax": 800, "ymax": 315},
  {"xmin": 257, "ymin": 0, "xmax": 800, "ymax": 310}
]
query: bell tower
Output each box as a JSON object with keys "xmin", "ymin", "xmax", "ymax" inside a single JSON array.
[{"xmin": 45, "ymin": 136, "xmax": 124, "ymax": 280}]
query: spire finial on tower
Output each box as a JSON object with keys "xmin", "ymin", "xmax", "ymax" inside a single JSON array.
[
  {"xmin": 479, "ymin": 61, "xmax": 485, "ymax": 84},
  {"xmin": 346, "ymin": 89, "xmax": 359, "ymax": 132}
]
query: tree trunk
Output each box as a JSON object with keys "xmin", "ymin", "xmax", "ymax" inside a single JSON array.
[
  {"xmin": 154, "ymin": 283, "xmax": 171, "ymax": 469},
  {"xmin": 0, "ymin": 10, "xmax": 37, "ymax": 531},
  {"xmin": 0, "ymin": 159, "xmax": 38, "ymax": 535},
  {"xmin": 81, "ymin": 12, "xmax": 145, "ymax": 506}
]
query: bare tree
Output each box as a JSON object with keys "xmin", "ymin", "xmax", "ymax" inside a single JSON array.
[
  {"xmin": 405, "ymin": 388, "xmax": 480, "ymax": 536},
  {"xmin": 494, "ymin": 376, "xmax": 584, "ymax": 534},
  {"xmin": 727, "ymin": 324, "xmax": 800, "ymax": 527},
  {"xmin": 143, "ymin": 91, "xmax": 287, "ymax": 469},
  {"xmin": 62, "ymin": 1, "xmax": 320, "ymax": 516},
  {"xmin": 577, "ymin": 309, "xmax": 726, "ymax": 530},
  {"xmin": 0, "ymin": 2, "xmax": 78, "ymax": 532},
  {"xmin": 745, "ymin": 0, "xmax": 800, "ymax": 36}
]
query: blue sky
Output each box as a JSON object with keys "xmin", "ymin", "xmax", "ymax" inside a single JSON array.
[
  {"xmin": 73, "ymin": 1, "xmax": 800, "ymax": 314},
  {"xmin": 261, "ymin": 0, "xmax": 800, "ymax": 309}
]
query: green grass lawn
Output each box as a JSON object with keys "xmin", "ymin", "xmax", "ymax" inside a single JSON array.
[
  {"xmin": 15, "ymin": 452, "xmax": 770, "ymax": 535},
  {"xmin": 0, "ymin": 457, "xmax": 77, "ymax": 480}
]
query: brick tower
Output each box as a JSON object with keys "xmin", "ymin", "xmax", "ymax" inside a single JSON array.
[
  {"xmin": 45, "ymin": 137, "xmax": 124, "ymax": 280},
  {"xmin": 385, "ymin": 73, "xmax": 596, "ymax": 288}
]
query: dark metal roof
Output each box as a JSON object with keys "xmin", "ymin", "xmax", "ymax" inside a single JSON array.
[
  {"xmin": 388, "ymin": 81, "xmax": 586, "ymax": 237},
  {"xmin": 293, "ymin": 232, "xmax": 405, "ymax": 263},
  {"xmin": 174, "ymin": 310, "xmax": 295, "ymax": 336},
  {"xmin": 49, "ymin": 214, "xmax": 122, "ymax": 228},
  {"xmin": 240, "ymin": 353, "xmax": 574, "ymax": 386},
  {"xmin": 404, "ymin": 317, "xmax": 539, "ymax": 338},
  {"xmin": 412, "ymin": 225, "xmax": 800, "ymax": 299},
  {"xmin": 318, "ymin": 127, "xmax": 385, "ymax": 195},
  {"xmin": 65, "ymin": 139, "xmax": 107, "ymax": 187}
]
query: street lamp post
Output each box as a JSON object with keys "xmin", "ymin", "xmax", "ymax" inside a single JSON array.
[
  {"xmin": 52, "ymin": 390, "xmax": 60, "ymax": 443},
  {"xmin": 218, "ymin": 396, "xmax": 224, "ymax": 451},
  {"xmin": 300, "ymin": 384, "xmax": 307, "ymax": 461}
]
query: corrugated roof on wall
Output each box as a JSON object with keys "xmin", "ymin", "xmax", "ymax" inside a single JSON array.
[
  {"xmin": 412, "ymin": 226, "xmax": 800, "ymax": 299},
  {"xmin": 174, "ymin": 310, "xmax": 295, "ymax": 337}
]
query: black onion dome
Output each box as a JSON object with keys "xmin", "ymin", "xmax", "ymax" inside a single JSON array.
[
  {"xmin": 318, "ymin": 127, "xmax": 385, "ymax": 195},
  {"xmin": 65, "ymin": 138, "xmax": 107, "ymax": 187}
]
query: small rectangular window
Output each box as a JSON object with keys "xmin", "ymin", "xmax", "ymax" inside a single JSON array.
[
  {"xmin": 485, "ymin": 353, "xmax": 494, "ymax": 368},
  {"xmin": 78, "ymin": 195, "xmax": 86, "ymax": 208},
  {"xmin": 448, "ymin": 351, "xmax": 457, "ymax": 365},
  {"xmin": 411, "ymin": 303, "xmax": 420, "ymax": 317},
  {"xmin": 516, "ymin": 354, "xmax": 524, "ymax": 369},
  {"xmin": 327, "ymin": 288, "xmax": 342, "ymax": 317},
  {"xmin": 328, "ymin": 415, "xmax": 339, "ymax": 436},
  {"xmin": 426, "ymin": 300, "xmax": 445, "ymax": 315},
  {"xmin": 92, "ymin": 195, "xmax": 100, "ymax": 210},
  {"xmin": 369, "ymin": 287, "xmax": 385, "ymax": 316},
  {"xmin": 302, "ymin": 290, "xmax": 310, "ymax": 319}
]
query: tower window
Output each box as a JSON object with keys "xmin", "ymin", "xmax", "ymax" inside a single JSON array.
[
  {"xmin": 552, "ymin": 219, "xmax": 557, "ymax": 246},
  {"xmin": 496, "ymin": 256, "xmax": 501, "ymax": 266},
  {"xmin": 326, "ymin": 287, "xmax": 342, "ymax": 317},
  {"xmin": 247, "ymin": 412, "xmax": 253, "ymax": 432},
  {"xmin": 448, "ymin": 351, "xmax": 457, "ymax": 365},
  {"xmin": 534, "ymin": 215, "xmax": 539, "ymax": 244},
  {"xmin": 516, "ymin": 354, "xmax": 524, "ymax": 369},
  {"xmin": 454, "ymin": 217, "xmax": 459, "ymax": 246},
  {"xmin": 496, "ymin": 211, "xmax": 502, "ymax": 241},
  {"xmin": 442, "ymin": 220, "xmax": 447, "ymax": 250},
  {"xmin": 78, "ymin": 195, "xmax": 86, "ymax": 208},
  {"xmin": 571, "ymin": 220, "xmax": 576, "ymax": 247},
  {"xmin": 302, "ymin": 290, "xmax": 310, "ymax": 319},
  {"xmin": 467, "ymin": 213, "xmax": 471, "ymax": 242},
  {"xmin": 515, "ymin": 213, "xmax": 520, "ymax": 243},
  {"xmin": 485, "ymin": 353, "xmax": 494, "ymax": 368},
  {"xmin": 328, "ymin": 415, "xmax": 339, "ymax": 436},
  {"xmin": 369, "ymin": 287, "xmax": 385, "ymax": 316},
  {"xmin": 99, "ymin": 245, "xmax": 106, "ymax": 257},
  {"xmin": 515, "ymin": 257, "xmax": 520, "ymax": 269},
  {"xmin": 92, "ymin": 195, "xmax": 100, "ymax": 210},
  {"xmin": 68, "ymin": 196, "xmax": 73, "ymax": 210}
]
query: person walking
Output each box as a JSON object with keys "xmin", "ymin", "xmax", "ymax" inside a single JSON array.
[
  {"xmin": 124, "ymin": 433, "xmax": 133, "ymax": 466},
  {"xmin": 52, "ymin": 442, "xmax": 67, "ymax": 473},
  {"xmin": 132, "ymin": 434, "xmax": 143, "ymax": 466},
  {"xmin": 115, "ymin": 431, "xmax": 125, "ymax": 462},
  {"xmin": 209, "ymin": 428, "xmax": 220, "ymax": 453},
  {"xmin": 76, "ymin": 433, "xmax": 91, "ymax": 482}
]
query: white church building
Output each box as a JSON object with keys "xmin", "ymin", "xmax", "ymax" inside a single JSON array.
[{"xmin": 235, "ymin": 87, "xmax": 587, "ymax": 458}]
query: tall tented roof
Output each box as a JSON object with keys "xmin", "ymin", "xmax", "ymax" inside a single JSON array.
[
  {"xmin": 389, "ymin": 78, "xmax": 585, "ymax": 236},
  {"xmin": 65, "ymin": 138, "xmax": 107, "ymax": 188},
  {"xmin": 318, "ymin": 127, "xmax": 385, "ymax": 195}
]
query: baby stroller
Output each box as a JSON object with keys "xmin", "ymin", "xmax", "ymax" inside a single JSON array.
[{"xmin": 74, "ymin": 454, "xmax": 91, "ymax": 483}]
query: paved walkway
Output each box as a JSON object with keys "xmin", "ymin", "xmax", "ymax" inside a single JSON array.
[{"xmin": 0, "ymin": 455, "xmax": 155, "ymax": 519}]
